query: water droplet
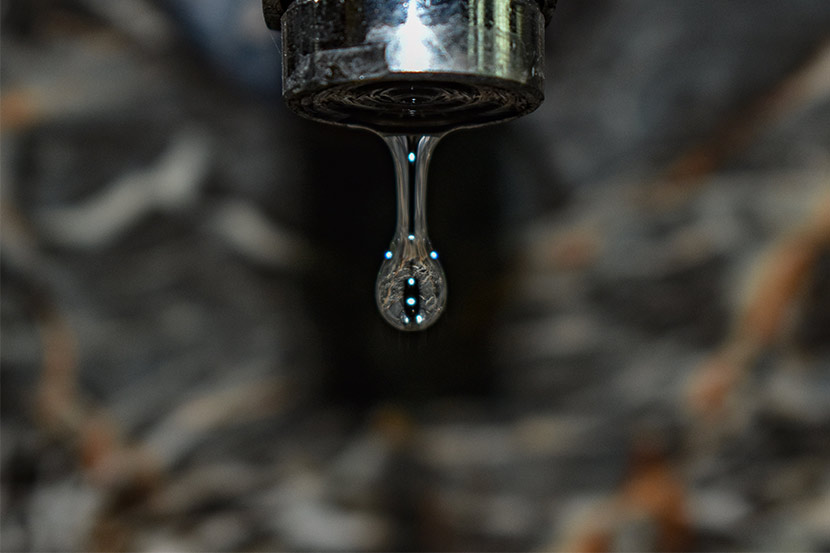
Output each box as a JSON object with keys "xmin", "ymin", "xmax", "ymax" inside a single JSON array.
[{"xmin": 375, "ymin": 134, "xmax": 447, "ymax": 331}]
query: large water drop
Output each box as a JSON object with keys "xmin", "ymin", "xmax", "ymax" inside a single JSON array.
[{"xmin": 375, "ymin": 134, "xmax": 447, "ymax": 331}]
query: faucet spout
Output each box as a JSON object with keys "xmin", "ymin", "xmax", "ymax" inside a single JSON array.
[{"xmin": 264, "ymin": 0, "xmax": 556, "ymax": 133}]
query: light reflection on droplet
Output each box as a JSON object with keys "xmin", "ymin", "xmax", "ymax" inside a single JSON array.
[{"xmin": 375, "ymin": 134, "xmax": 447, "ymax": 331}]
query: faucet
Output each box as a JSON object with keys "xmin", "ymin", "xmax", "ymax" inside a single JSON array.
[
  {"xmin": 262, "ymin": 0, "xmax": 556, "ymax": 330},
  {"xmin": 262, "ymin": 0, "xmax": 556, "ymax": 133}
]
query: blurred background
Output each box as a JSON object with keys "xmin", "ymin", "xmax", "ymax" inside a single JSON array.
[{"xmin": 2, "ymin": 0, "xmax": 830, "ymax": 550}]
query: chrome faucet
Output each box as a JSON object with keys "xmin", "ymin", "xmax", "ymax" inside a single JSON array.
[{"xmin": 263, "ymin": 0, "xmax": 556, "ymax": 133}]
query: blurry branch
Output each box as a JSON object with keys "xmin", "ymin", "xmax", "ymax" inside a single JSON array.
[
  {"xmin": 0, "ymin": 69, "xmax": 146, "ymax": 134},
  {"xmin": 35, "ymin": 128, "xmax": 211, "ymax": 249},
  {"xmin": 630, "ymin": 33, "xmax": 830, "ymax": 429},
  {"xmin": 0, "ymin": 16, "xmax": 172, "ymax": 133},
  {"xmin": 648, "ymin": 37, "xmax": 830, "ymax": 207},
  {"xmin": 734, "ymin": 192, "xmax": 830, "ymax": 349},
  {"xmin": 0, "ymin": 88, "xmax": 42, "ymax": 132},
  {"xmin": 34, "ymin": 299, "xmax": 83, "ymax": 433},
  {"xmin": 28, "ymin": 125, "xmax": 314, "ymax": 269},
  {"xmin": 141, "ymin": 374, "xmax": 296, "ymax": 470},
  {"xmin": 1, "ymin": 189, "xmax": 84, "ymax": 435},
  {"xmin": 78, "ymin": 0, "xmax": 176, "ymax": 53},
  {"xmin": 207, "ymin": 200, "xmax": 319, "ymax": 272},
  {"xmin": 553, "ymin": 438, "xmax": 691, "ymax": 552},
  {"xmin": 28, "ymin": 283, "xmax": 161, "ymax": 495},
  {"xmin": 538, "ymin": 36, "xmax": 830, "ymax": 552},
  {"xmin": 1, "ymin": 201, "xmax": 160, "ymax": 497},
  {"xmin": 688, "ymin": 186, "xmax": 830, "ymax": 422},
  {"xmin": 0, "ymin": 197, "xmax": 41, "ymax": 275}
]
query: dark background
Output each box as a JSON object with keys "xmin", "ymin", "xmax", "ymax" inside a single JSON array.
[{"xmin": 2, "ymin": 0, "xmax": 830, "ymax": 550}]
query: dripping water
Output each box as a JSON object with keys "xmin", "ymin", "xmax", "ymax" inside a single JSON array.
[{"xmin": 375, "ymin": 134, "xmax": 447, "ymax": 330}]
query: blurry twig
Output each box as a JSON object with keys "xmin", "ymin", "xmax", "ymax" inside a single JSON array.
[
  {"xmin": 207, "ymin": 200, "xmax": 318, "ymax": 272},
  {"xmin": 140, "ymin": 374, "xmax": 296, "ymax": 470},
  {"xmin": 78, "ymin": 0, "xmax": 175, "ymax": 52},
  {"xmin": 553, "ymin": 438, "xmax": 691, "ymax": 552},
  {"xmin": 2, "ymin": 194, "xmax": 162, "ymax": 546},
  {"xmin": 35, "ymin": 128, "xmax": 211, "ymax": 249},
  {"xmin": 1, "ymin": 194, "xmax": 85, "ymax": 434},
  {"xmin": 688, "ymin": 187, "xmax": 830, "ymax": 421},
  {"xmin": 33, "ymin": 299, "xmax": 83, "ymax": 433},
  {"xmin": 647, "ymin": 38, "xmax": 830, "ymax": 208}
]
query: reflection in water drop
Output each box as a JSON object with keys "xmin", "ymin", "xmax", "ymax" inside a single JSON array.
[{"xmin": 375, "ymin": 134, "xmax": 447, "ymax": 331}]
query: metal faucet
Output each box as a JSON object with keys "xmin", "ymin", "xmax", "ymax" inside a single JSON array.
[{"xmin": 263, "ymin": 0, "xmax": 556, "ymax": 133}]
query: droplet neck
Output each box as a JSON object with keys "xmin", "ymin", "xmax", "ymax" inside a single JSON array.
[
  {"xmin": 386, "ymin": 135, "xmax": 438, "ymax": 250},
  {"xmin": 375, "ymin": 134, "xmax": 447, "ymax": 331}
]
